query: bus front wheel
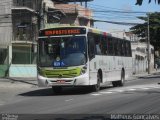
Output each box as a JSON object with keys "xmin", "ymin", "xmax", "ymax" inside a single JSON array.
[
  {"xmin": 52, "ymin": 86, "xmax": 62, "ymax": 93},
  {"xmin": 92, "ymin": 73, "xmax": 101, "ymax": 92}
]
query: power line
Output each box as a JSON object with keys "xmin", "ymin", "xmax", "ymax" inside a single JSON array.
[
  {"xmin": 92, "ymin": 10, "xmax": 147, "ymax": 14},
  {"xmin": 87, "ymin": 2, "xmax": 149, "ymax": 23},
  {"xmin": 91, "ymin": 12, "xmax": 143, "ymax": 18},
  {"xmin": 93, "ymin": 19, "xmax": 140, "ymax": 26},
  {"xmin": 88, "ymin": 3, "xmax": 149, "ymax": 14}
]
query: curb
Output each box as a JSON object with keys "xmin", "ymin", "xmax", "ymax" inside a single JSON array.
[
  {"xmin": 131, "ymin": 71, "xmax": 160, "ymax": 79},
  {"xmin": 10, "ymin": 78, "xmax": 37, "ymax": 86},
  {"xmin": 0, "ymin": 77, "xmax": 37, "ymax": 86}
]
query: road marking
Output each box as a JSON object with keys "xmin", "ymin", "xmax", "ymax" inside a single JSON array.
[
  {"xmin": 128, "ymin": 89, "xmax": 136, "ymax": 91},
  {"xmin": 116, "ymin": 90, "xmax": 124, "ymax": 92},
  {"xmin": 91, "ymin": 93, "xmax": 101, "ymax": 96},
  {"xmin": 90, "ymin": 84, "xmax": 160, "ymax": 96},
  {"xmin": 65, "ymin": 99, "xmax": 73, "ymax": 102},
  {"xmin": 99, "ymin": 91, "xmax": 113, "ymax": 94},
  {"xmin": 140, "ymin": 88, "xmax": 150, "ymax": 90},
  {"xmin": 152, "ymin": 86, "xmax": 160, "ymax": 89}
]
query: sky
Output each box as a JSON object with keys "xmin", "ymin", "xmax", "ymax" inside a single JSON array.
[{"xmin": 86, "ymin": 0, "xmax": 160, "ymax": 32}]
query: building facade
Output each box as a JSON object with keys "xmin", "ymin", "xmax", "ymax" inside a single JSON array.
[
  {"xmin": 43, "ymin": 0, "xmax": 93, "ymax": 29},
  {"xmin": 7, "ymin": 0, "xmax": 42, "ymax": 77},
  {"xmin": 0, "ymin": 0, "xmax": 12, "ymax": 77},
  {"xmin": 0, "ymin": 0, "xmax": 42, "ymax": 77},
  {"xmin": 131, "ymin": 42, "xmax": 154, "ymax": 74}
]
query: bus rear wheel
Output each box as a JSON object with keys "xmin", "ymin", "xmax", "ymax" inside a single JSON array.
[
  {"xmin": 112, "ymin": 70, "xmax": 125, "ymax": 87},
  {"xmin": 119, "ymin": 70, "xmax": 125, "ymax": 86},
  {"xmin": 52, "ymin": 86, "xmax": 62, "ymax": 93},
  {"xmin": 92, "ymin": 73, "xmax": 101, "ymax": 92}
]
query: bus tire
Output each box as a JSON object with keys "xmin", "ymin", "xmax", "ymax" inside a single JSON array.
[
  {"xmin": 52, "ymin": 86, "xmax": 62, "ymax": 93},
  {"xmin": 119, "ymin": 70, "xmax": 125, "ymax": 86},
  {"xmin": 92, "ymin": 73, "xmax": 101, "ymax": 92},
  {"xmin": 112, "ymin": 70, "xmax": 125, "ymax": 87},
  {"xmin": 112, "ymin": 81, "xmax": 119, "ymax": 87}
]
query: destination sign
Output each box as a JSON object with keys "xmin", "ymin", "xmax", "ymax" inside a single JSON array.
[{"xmin": 39, "ymin": 27, "xmax": 86, "ymax": 36}]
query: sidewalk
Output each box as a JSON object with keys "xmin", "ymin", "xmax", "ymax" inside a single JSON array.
[{"xmin": 128, "ymin": 69, "xmax": 160, "ymax": 81}]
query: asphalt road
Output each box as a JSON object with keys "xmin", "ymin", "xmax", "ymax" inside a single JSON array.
[{"xmin": 0, "ymin": 73, "xmax": 160, "ymax": 119}]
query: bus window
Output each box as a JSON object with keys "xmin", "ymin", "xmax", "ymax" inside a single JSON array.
[
  {"xmin": 94, "ymin": 36, "xmax": 102, "ymax": 55},
  {"xmin": 45, "ymin": 40, "xmax": 60, "ymax": 59},
  {"xmin": 88, "ymin": 36, "xmax": 95, "ymax": 59},
  {"xmin": 125, "ymin": 41, "xmax": 131, "ymax": 57},
  {"xmin": 117, "ymin": 39, "xmax": 123, "ymax": 56},
  {"xmin": 114, "ymin": 38, "xmax": 118, "ymax": 56},
  {"xmin": 121, "ymin": 40, "xmax": 125, "ymax": 56},
  {"xmin": 101, "ymin": 37, "xmax": 107, "ymax": 55},
  {"xmin": 117, "ymin": 39, "xmax": 120, "ymax": 56},
  {"xmin": 128, "ymin": 41, "xmax": 132, "ymax": 57},
  {"xmin": 107, "ymin": 37, "xmax": 114, "ymax": 56}
]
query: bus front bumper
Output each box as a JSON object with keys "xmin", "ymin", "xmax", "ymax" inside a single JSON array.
[{"xmin": 38, "ymin": 74, "xmax": 89, "ymax": 87}]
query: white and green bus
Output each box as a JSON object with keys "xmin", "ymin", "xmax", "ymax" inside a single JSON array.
[{"xmin": 37, "ymin": 26, "xmax": 132, "ymax": 93}]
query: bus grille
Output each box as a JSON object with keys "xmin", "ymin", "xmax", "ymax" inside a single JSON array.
[{"xmin": 43, "ymin": 68, "xmax": 81, "ymax": 78}]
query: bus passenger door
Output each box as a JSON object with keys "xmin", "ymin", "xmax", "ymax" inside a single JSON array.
[{"xmin": 88, "ymin": 35, "xmax": 97, "ymax": 85}]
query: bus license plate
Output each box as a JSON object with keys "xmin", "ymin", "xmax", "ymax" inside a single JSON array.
[{"xmin": 57, "ymin": 80, "xmax": 65, "ymax": 83}]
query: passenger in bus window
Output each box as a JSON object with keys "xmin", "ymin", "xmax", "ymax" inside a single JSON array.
[{"xmin": 96, "ymin": 43, "xmax": 102, "ymax": 55}]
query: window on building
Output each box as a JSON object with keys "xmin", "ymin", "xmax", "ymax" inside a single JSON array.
[
  {"xmin": 0, "ymin": 48, "xmax": 7, "ymax": 64},
  {"xmin": 12, "ymin": 44, "xmax": 37, "ymax": 64},
  {"xmin": 17, "ymin": 27, "xmax": 27, "ymax": 40}
]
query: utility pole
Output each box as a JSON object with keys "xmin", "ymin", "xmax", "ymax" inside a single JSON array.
[
  {"xmin": 85, "ymin": 0, "xmax": 87, "ymax": 8},
  {"xmin": 147, "ymin": 13, "xmax": 151, "ymax": 74}
]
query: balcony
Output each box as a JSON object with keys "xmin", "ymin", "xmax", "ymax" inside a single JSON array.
[
  {"xmin": 55, "ymin": 4, "xmax": 92, "ymax": 20},
  {"xmin": 54, "ymin": 4, "xmax": 93, "ymax": 26},
  {"xmin": 12, "ymin": 0, "xmax": 38, "ymax": 14}
]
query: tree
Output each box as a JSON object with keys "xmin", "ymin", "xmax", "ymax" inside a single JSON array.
[
  {"xmin": 136, "ymin": 0, "xmax": 160, "ymax": 5},
  {"xmin": 130, "ymin": 12, "xmax": 160, "ymax": 51}
]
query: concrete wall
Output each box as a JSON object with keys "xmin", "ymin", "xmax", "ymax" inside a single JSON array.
[
  {"xmin": 0, "ymin": 65, "xmax": 8, "ymax": 77},
  {"xmin": 9, "ymin": 65, "xmax": 37, "ymax": 77}
]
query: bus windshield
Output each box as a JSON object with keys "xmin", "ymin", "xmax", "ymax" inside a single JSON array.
[{"xmin": 38, "ymin": 36, "xmax": 87, "ymax": 67}]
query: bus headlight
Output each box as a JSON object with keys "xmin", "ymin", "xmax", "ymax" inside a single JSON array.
[{"xmin": 81, "ymin": 65, "xmax": 87, "ymax": 75}]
